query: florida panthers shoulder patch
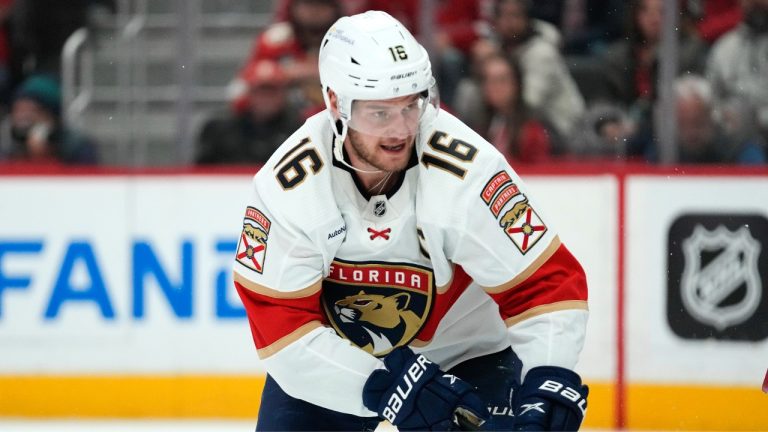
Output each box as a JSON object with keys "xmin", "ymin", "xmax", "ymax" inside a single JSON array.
[
  {"xmin": 236, "ymin": 206, "xmax": 271, "ymax": 273},
  {"xmin": 481, "ymin": 171, "xmax": 547, "ymax": 254}
]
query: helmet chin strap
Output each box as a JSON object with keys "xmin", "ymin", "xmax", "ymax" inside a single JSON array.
[
  {"xmin": 331, "ymin": 122, "xmax": 385, "ymax": 175},
  {"xmin": 323, "ymin": 88, "xmax": 385, "ymax": 175}
]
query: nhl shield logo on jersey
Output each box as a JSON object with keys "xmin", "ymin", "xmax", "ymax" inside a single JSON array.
[
  {"xmin": 321, "ymin": 259, "xmax": 434, "ymax": 356},
  {"xmin": 236, "ymin": 206, "xmax": 271, "ymax": 273},
  {"xmin": 373, "ymin": 200, "xmax": 387, "ymax": 217}
]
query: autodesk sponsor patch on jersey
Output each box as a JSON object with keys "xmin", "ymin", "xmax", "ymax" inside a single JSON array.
[{"xmin": 328, "ymin": 225, "xmax": 346, "ymax": 240}]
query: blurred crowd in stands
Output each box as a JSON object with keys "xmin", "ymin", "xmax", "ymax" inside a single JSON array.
[
  {"xmin": 0, "ymin": 0, "xmax": 112, "ymax": 165},
  {"xmin": 0, "ymin": 0, "xmax": 766, "ymax": 167}
]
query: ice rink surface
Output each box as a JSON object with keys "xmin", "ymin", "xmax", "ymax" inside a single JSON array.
[
  {"xmin": 0, "ymin": 420, "xmax": 625, "ymax": 432},
  {"xmin": 0, "ymin": 420, "xmax": 257, "ymax": 432},
  {"xmin": 0, "ymin": 420, "xmax": 404, "ymax": 431}
]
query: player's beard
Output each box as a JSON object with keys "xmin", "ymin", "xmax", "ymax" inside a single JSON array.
[{"xmin": 347, "ymin": 128, "xmax": 415, "ymax": 173}]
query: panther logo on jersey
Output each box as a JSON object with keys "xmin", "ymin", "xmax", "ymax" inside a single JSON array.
[
  {"xmin": 244, "ymin": 225, "xmax": 268, "ymax": 243},
  {"xmin": 334, "ymin": 291, "xmax": 422, "ymax": 352},
  {"xmin": 236, "ymin": 206, "xmax": 271, "ymax": 273},
  {"xmin": 322, "ymin": 259, "xmax": 434, "ymax": 356},
  {"xmin": 500, "ymin": 199, "xmax": 530, "ymax": 228}
]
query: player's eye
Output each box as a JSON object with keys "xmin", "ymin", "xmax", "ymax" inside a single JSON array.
[
  {"xmin": 403, "ymin": 101, "xmax": 420, "ymax": 113},
  {"xmin": 369, "ymin": 110, "xmax": 391, "ymax": 123},
  {"xmin": 404, "ymin": 102, "xmax": 422, "ymax": 119}
]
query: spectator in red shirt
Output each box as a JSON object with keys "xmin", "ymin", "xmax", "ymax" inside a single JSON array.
[
  {"xmin": 274, "ymin": 0, "xmax": 486, "ymax": 106},
  {"xmin": 231, "ymin": 0, "xmax": 342, "ymax": 118},
  {"xmin": 683, "ymin": 0, "xmax": 742, "ymax": 44},
  {"xmin": 275, "ymin": 0, "xmax": 484, "ymax": 55}
]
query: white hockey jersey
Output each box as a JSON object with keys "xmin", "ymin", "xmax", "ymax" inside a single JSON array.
[{"xmin": 233, "ymin": 109, "xmax": 588, "ymax": 417}]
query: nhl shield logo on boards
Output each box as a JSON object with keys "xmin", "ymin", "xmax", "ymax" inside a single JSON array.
[
  {"xmin": 236, "ymin": 206, "xmax": 271, "ymax": 274},
  {"xmin": 321, "ymin": 259, "xmax": 434, "ymax": 356},
  {"xmin": 667, "ymin": 214, "xmax": 768, "ymax": 341},
  {"xmin": 681, "ymin": 225, "xmax": 761, "ymax": 330}
]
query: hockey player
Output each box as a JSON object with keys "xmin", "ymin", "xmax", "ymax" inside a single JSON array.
[{"xmin": 234, "ymin": 10, "xmax": 589, "ymax": 431}]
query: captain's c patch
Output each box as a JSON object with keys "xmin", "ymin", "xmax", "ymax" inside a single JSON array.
[{"xmin": 236, "ymin": 206, "xmax": 271, "ymax": 273}]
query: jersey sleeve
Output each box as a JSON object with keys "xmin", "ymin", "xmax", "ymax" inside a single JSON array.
[
  {"xmin": 459, "ymin": 157, "xmax": 588, "ymax": 374},
  {"xmin": 419, "ymin": 120, "xmax": 588, "ymax": 375},
  {"xmin": 233, "ymin": 145, "xmax": 383, "ymax": 416},
  {"xmin": 462, "ymin": 160, "xmax": 587, "ymax": 374},
  {"xmin": 233, "ymin": 174, "xmax": 330, "ymax": 356}
]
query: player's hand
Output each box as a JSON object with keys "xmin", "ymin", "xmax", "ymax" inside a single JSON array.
[
  {"xmin": 362, "ymin": 347, "xmax": 488, "ymax": 431},
  {"xmin": 513, "ymin": 366, "xmax": 588, "ymax": 431}
]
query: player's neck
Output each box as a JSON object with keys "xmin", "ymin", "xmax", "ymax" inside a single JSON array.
[
  {"xmin": 350, "ymin": 160, "xmax": 401, "ymax": 196},
  {"xmin": 361, "ymin": 171, "xmax": 396, "ymax": 196},
  {"xmin": 343, "ymin": 140, "xmax": 398, "ymax": 195}
]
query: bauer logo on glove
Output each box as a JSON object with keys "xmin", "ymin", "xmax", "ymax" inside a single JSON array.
[
  {"xmin": 363, "ymin": 347, "xmax": 488, "ymax": 431},
  {"xmin": 381, "ymin": 353, "xmax": 432, "ymax": 422}
]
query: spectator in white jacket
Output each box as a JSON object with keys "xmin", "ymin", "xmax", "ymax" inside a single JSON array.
[
  {"xmin": 706, "ymin": 0, "xmax": 768, "ymax": 141},
  {"xmin": 473, "ymin": 0, "xmax": 586, "ymax": 138}
]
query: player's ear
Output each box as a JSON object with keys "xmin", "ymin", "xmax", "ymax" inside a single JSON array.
[{"xmin": 327, "ymin": 89, "xmax": 341, "ymax": 119}]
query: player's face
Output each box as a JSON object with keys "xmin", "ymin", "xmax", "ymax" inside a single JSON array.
[{"xmin": 345, "ymin": 94, "xmax": 421, "ymax": 172}]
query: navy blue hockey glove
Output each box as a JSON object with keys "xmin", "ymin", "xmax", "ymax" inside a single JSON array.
[
  {"xmin": 363, "ymin": 347, "xmax": 488, "ymax": 431},
  {"xmin": 514, "ymin": 366, "xmax": 588, "ymax": 431}
]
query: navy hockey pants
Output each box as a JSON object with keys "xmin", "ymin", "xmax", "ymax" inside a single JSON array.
[{"xmin": 255, "ymin": 347, "xmax": 522, "ymax": 431}]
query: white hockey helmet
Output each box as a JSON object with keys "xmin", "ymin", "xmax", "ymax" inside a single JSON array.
[{"xmin": 319, "ymin": 11, "xmax": 438, "ymax": 151}]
